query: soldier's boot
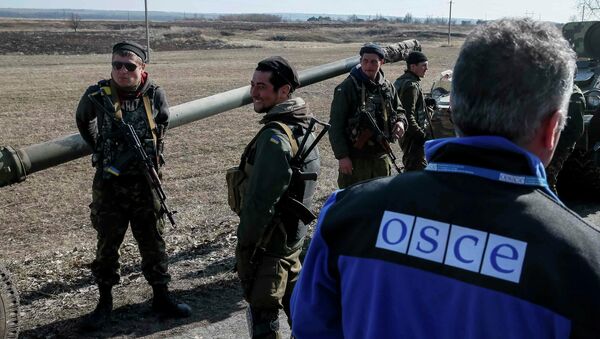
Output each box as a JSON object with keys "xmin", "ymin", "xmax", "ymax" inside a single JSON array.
[
  {"xmin": 80, "ymin": 284, "xmax": 113, "ymax": 331},
  {"xmin": 151, "ymin": 284, "xmax": 192, "ymax": 318},
  {"xmin": 247, "ymin": 306, "xmax": 281, "ymax": 339}
]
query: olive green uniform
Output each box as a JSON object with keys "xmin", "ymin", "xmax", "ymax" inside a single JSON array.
[
  {"xmin": 76, "ymin": 78, "xmax": 171, "ymax": 287},
  {"xmin": 236, "ymin": 98, "xmax": 320, "ymax": 339},
  {"xmin": 546, "ymin": 84, "xmax": 586, "ymax": 193},
  {"xmin": 329, "ymin": 66, "xmax": 406, "ymax": 188},
  {"xmin": 394, "ymin": 70, "xmax": 432, "ymax": 171}
]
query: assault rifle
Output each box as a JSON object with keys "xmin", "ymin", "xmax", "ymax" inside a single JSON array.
[
  {"xmin": 356, "ymin": 108, "xmax": 402, "ymax": 173},
  {"xmin": 276, "ymin": 117, "xmax": 330, "ymax": 225},
  {"xmin": 86, "ymin": 91, "xmax": 177, "ymax": 227},
  {"xmin": 248, "ymin": 117, "xmax": 330, "ymax": 276},
  {"xmin": 116, "ymin": 120, "xmax": 178, "ymax": 227}
]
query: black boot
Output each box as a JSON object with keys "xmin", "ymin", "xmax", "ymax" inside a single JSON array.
[
  {"xmin": 80, "ymin": 284, "xmax": 113, "ymax": 331},
  {"xmin": 151, "ymin": 284, "xmax": 192, "ymax": 318},
  {"xmin": 248, "ymin": 306, "xmax": 281, "ymax": 339}
]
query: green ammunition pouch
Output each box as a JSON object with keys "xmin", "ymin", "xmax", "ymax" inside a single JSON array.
[
  {"xmin": 226, "ymin": 166, "xmax": 247, "ymax": 215},
  {"xmin": 226, "ymin": 122, "xmax": 299, "ymax": 216}
]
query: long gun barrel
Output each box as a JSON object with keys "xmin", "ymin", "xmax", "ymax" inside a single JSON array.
[{"xmin": 0, "ymin": 40, "xmax": 420, "ymax": 188}]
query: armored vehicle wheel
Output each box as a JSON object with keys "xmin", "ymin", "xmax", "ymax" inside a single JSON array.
[
  {"xmin": 0, "ymin": 264, "xmax": 19, "ymax": 339},
  {"xmin": 557, "ymin": 149, "xmax": 600, "ymax": 200}
]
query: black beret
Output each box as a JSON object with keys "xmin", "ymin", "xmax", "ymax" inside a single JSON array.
[
  {"xmin": 256, "ymin": 56, "xmax": 300, "ymax": 90},
  {"xmin": 407, "ymin": 51, "xmax": 428, "ymax": 65},
  {"xmin": 112, "ymin": 41, "xmax": 148, "ymax": 63},
  {"xmin": 360, "ymin": 43, "xmax": 385, "ymax": 59}
]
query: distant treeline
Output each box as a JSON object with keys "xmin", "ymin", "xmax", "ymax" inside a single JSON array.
[
  {"xmin": 0, "ymin": 7, "xmax": 479, "ymax": 25},
  {"xmin": 218, "ymin": 13, "xmax": 282, "ymax": 22}
]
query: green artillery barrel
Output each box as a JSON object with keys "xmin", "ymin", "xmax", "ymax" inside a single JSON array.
[{"xmin": 0, "ymin": 39, "xmax": 420, "ymax": 188}]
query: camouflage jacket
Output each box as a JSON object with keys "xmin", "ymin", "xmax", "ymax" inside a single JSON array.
[
  {"xmin": 394, "ymin": 70, "xmax": 430, "ymax": 140},
  {"xmin": 328, "ymin": 65, "xmax": 406, "ymax": 159},
  {"xmin": 237, "ymin": 98, "xmax": 320, "ymax": 255},
  {"xmin": 75, "ymin": 77, "xmax": 169, "ymax": 177}
]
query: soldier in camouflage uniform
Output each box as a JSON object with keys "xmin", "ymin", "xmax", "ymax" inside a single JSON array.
[
  {"xmin": 546, "ymin": 83, "xmax": 586, "ymax": 194},
  {"xmin": 234, "ymin": 56, "xmax": 320, "ymax": 339},
  {"xmin": 76, "ymin": 41, "xmax": 191, "ymax": 331},
  {"xmin": 329, "ymin": 43, "xmax": 407, "ymax": 188},
  {"xmin": 394, "ymin": 51, "xmax": 434, "ymax": 171}
]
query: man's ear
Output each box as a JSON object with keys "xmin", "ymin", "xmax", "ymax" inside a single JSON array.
[
  {"xmin": 543, "ymin": 110, "xmax": 562, "ymax": 150},
  {"xmin": 278, "ymin": 84, "xmax": 291, "ymax": 98}
]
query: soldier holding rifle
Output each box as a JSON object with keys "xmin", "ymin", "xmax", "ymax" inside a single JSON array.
[
  {"xmin": 328, "ymin": 43, "xmax": 407, "ymax": 188},
  {"xmin": 75, "ymin": 41, "xmax": 190, "ymax": 331}
]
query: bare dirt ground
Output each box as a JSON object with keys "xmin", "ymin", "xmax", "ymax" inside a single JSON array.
[{"xmin": 1, "ymin": 19, "xmax": 598, "ymax": 338}]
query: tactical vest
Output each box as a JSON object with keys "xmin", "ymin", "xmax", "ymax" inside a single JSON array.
[
  {"xmin": 90, "ymin": 80, "xmax": 160, "ymax": 177},
  {"xmin": 347, "ymin": 74, "xmax": 398, "ymax": 144},
  {"xmin": 227, "ymin": 121, "xmax": 319, "ymax": 250}
]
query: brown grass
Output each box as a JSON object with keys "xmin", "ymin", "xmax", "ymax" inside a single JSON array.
[{"xmin": 0, "ymin": 19, "xmax": 464, "ymax": 337}]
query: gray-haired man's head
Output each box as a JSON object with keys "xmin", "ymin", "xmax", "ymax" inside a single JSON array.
[{"xmin": 451, "ymin": 19, "xmax": 576, "ymax": 146}]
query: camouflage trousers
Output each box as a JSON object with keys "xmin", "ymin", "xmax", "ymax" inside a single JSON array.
[
  {"xmin": 337, "ymin": 156, "xmax": 392, "ymax": 188},
  {"xmin": 400, "ymin": 135, "xmax": 427, "ymax": 172},
  {"xmin": 546, "ymin": 146, "xmax": 575, "ymax": 194},
  {"xmin": 90, "ymin": 172, "xmax": 170, "ymax": 287},
  {"xmin": 236, "ymin": 245, "xmax": 302, "ymax": 337}
]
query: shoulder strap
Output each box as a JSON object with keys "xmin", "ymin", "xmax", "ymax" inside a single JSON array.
[
  {"xmin": 266, "ymin": 121, "xmax": 299, "ymax": 157},
  {"xmin": 239, "ymin": 121, "xmax": 300, "ymax": 171},
  {"xmin": 101, "ymin": 80, "xmax": 158, "ymax": 146}
]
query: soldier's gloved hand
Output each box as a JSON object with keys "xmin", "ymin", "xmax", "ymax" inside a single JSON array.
[
  {"xmin": 409, "ymin": 127, "xmax": 426, "ymax": 144},
  {"xmin": 392, "ymin": 121, "xmax": 406, "ymax": 140},
  {"xmin": 338, "ymin": 157, "xmax": 353, "ymax": 175},
  {"xmin": 425, "ymin": 97, "xmax": 438, "ymax": 110}
]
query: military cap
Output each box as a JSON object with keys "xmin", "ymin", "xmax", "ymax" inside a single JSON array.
[
  {"xmin": 112, "ymin": 41, "xmax": 148, "ymax": 63},
  {"xmin": 257, "ymin": 56, "xmax": 300, "ymax": 90},
  {"xmin": 407, "ymin": 51, "xmax": 428, "ymax": 65},
  {"xmin": 360, "ymin": 43, "xmax": 385, "ymax": 59}
]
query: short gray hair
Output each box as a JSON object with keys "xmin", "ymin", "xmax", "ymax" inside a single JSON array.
[{"xmin": 451, "ymin": 18, "xmax": 576, "ymax": 145}]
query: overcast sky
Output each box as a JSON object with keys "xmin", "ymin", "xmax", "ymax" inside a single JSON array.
[{"xmin": 2, "ymin": 0, "xmax": 583, "ymax": 23}]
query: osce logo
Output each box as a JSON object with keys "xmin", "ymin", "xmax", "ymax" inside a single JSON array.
[{"xmin": 375, "ymin": 211, "xmax": 527, "ymax": 283}]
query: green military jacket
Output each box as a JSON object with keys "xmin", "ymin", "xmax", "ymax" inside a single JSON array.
[
  {"xmin": 328, "ymin": 67, "xmax": 406, "ymax": 160},
  {"xmin": 237, "ymin": 98, "xmax": 320, "ymax": 255},
  {"xmin": 394, "ymin": 70, "xmax": 429, "ymax": 140}
]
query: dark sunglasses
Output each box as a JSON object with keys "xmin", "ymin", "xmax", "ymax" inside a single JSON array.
[{"xmin": 112, "ymin": 61, "xmax": 138, "ymax": 72}]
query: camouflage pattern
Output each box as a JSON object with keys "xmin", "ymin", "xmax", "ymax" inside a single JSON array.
[
  {"xmin": 337, "ymin": 156, "xmax": 391, "ymax": 188},
  {"xmin": 546, "ymin": 84, "xmax": 586, "ymax": 194},
  {"xmin": 562, "ymin": 21, "xmax": 600, "ymax": 59},
  {"xmin": 90, "ymin": 172, "xmax": 169, "ymax": 286},
  {"xmin": 76, "ymin": 77, "xmax": 171, "ymax": 288},
  {"xmin": 394, "ymin": 71, "xmax": 431, "ymax": 171}
]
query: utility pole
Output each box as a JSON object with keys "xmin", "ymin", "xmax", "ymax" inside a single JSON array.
[
  {"xmin": 448, "ymin": 0, "xmax": 453, "ymax": 45},
  {"xmin": 145, "ymin": 0, "xmax": 150, "ymax": 63}
]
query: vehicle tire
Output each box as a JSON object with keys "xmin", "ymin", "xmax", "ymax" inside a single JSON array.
[
  {"xmin": 0, "ymin": 264, "xmax": 19, "ymax": 339},
  {"xmin": 557, "ymin": 149, "xmax": 600, "ymax": 200}
]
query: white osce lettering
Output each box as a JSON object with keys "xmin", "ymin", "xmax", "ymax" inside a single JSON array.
[{"xmin": 375, "ymin": 211, "xmax": 528, "ymax": 283}]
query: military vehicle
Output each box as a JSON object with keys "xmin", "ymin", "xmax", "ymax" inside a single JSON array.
[
  {"xmin": 0, "ymin": 39, "xmax": 420, "ymax": 338},
  {"xmin": 556, "ymin": 21, "xmax": 600, "ymax": 198},
  {"xmin": 429, "ymin": 70, "xmax": 454, "ymax": 139}
]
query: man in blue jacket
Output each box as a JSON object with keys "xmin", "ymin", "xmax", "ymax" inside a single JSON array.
[{"xmin": 291, "ymin": 19, "xmax": 600, "ymax": 338}]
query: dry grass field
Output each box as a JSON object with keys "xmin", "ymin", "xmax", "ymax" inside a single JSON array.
[{"xmin": 11, "ymin": 17, "xmax": 597, "ymax": 338}]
